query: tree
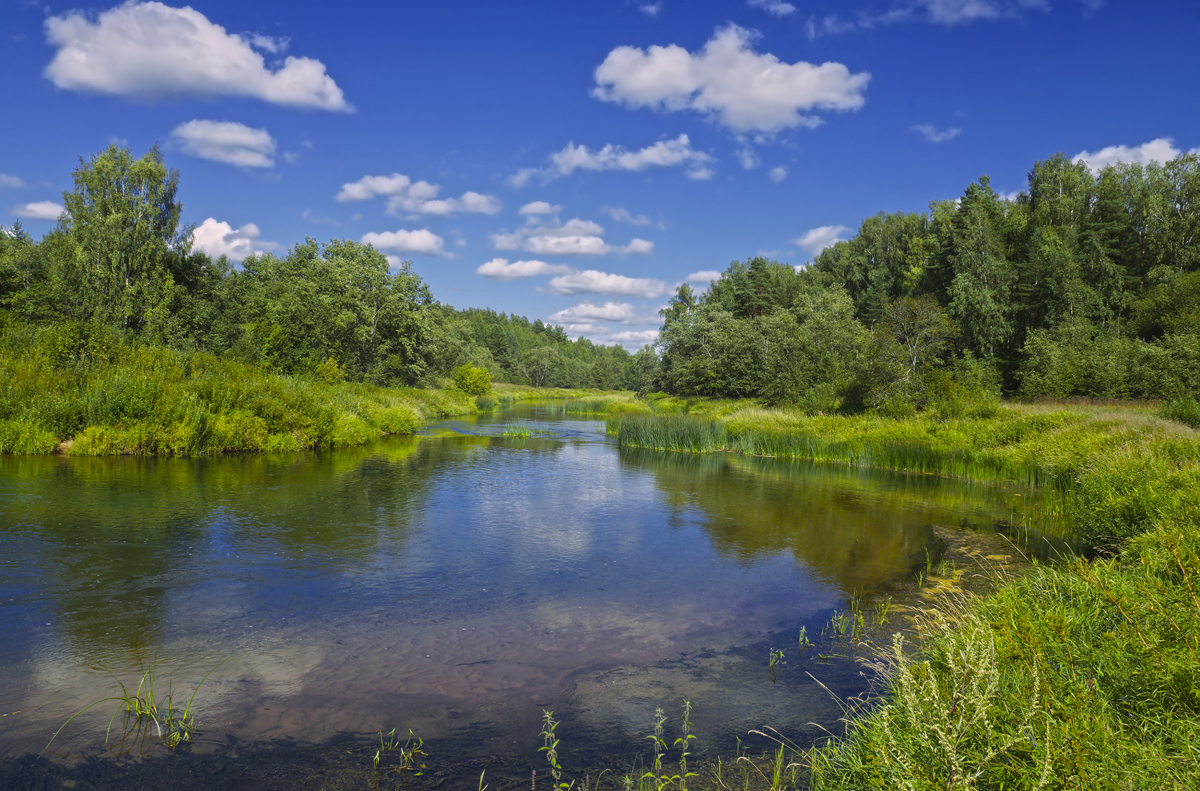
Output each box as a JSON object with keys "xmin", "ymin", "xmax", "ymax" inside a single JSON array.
[
  {"xmin": 945, "ymin": 177, "xmax": 1016, "ymax": 360},
  {"xmin": 863, "ymin": 296, "xmax": 958, "ymax": 408},
  {"xmin": 60, "ymin": 145, "xmax": 190, "ymax": 333}
]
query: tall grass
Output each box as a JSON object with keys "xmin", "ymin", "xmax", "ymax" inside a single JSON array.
[
  {"xmin": 609, "ymin": 396, "xmax": 1200, "ymax": 789},
  {"xmin": 0, "ymin": 325, "xmax": 621, "ymax": 456}
]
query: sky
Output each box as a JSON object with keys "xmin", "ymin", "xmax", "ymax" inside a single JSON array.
[{"xmin": 2, "ymin": 0, "xmax": 1198, "ymax": 349}]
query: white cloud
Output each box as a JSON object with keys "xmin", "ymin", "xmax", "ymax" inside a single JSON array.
[
  {"xmin": 639, "ymin": 3, "xmax": 663, "ymax": 16},
  {"xmin": 609, "ymin": 329, "xmax": 660, "ymax": 345},
  {"xmin": 685, "ymin": 270, "xmax": 722, "ymax": 284},
  {"xmin": 748, "ymin": 0, "xmax": 797, "ymax": 16},
  {"xmin": 737, "ymin": 146, "xmax": 760, "ymax": 169},
  {"xmin": 549, "ymin": 135, "xmax": 715, "ymax": 181},
  {"xmin": 804, "ymin": 15, "xmax": 862, "ymax": 40},
  {"xmin": 603, "ymin": 206, "xmax": 661, "ymax": 227},
  {"xmin": 795, "ymin": 224, "xmax": 850, "ymax": 257},
  {"xmin": 0, "ymin": 174, "xmax": 24, "ymax": 189},
  {"xmin": 336, "ymin": 173, "xmax": 413, "ymax": 202},
  {"xmin": 768, "ymin": 165, "xmax": 789, "ymax": 182},
  {"xmin": 592, "ymin": 24, "xmax": 870, "ymax": 134},
  {"xmin": 361, "ymin": 229, "xmax": 447, "ymax": 256},
  {"xmin": 192, "ymin": 217, "xmax": 278, "ymax": 262},
  {"xmin": 519, "ymin": 200, "xmax": 561, "ymax": 215},
  {"xmin": 549, "ymin": 301, "xmax": 639, "ymax": 323},
  {"xmin": 12, "ymin": 201, "xmax": 63, "ymax": 221},
  {"xmin": 475, "ymin": 258, "xmax": 571, "ymax": 280},
  {"xmin": 170, "ymin": 120, "xmax": 276, "ymax": 167},
  {"xmin": 491, "ymin": 218, "xmax": 653, "ymax": 256},
  {"xmin": 1072, "ymin": 138, "xmax": 1196, "ymax": 174},
  {"xmin": 916, "ymin": 0, "xmax": 1048, "ymax": 25},
  {"xmin": 547, "ymin": 270, "xmax": 668, "ymax": 298},
  {"xmin": 911, "ymin": 123, "xmax": 961, "ymax": 143},
  {"xmin": 336, "ymin": 172, "xmax": 500, "ymax": 216},
  {"xmin": 248, "ymin": 33, "xmax": 288, "ymax": 54},
  {"xmin": 43, "ymin": 1, "xmax": 349, "ymax": 111}
]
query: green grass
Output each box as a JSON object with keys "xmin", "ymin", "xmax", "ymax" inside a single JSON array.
[
  {"xmin": 0, "ymin": 325, "xmax": 625, "ymax": 456},
  {"xmin": 609, "ymin": 397, "xmax": 1200, "ymax": 789}
]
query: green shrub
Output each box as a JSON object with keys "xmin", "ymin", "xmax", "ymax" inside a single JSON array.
[
  {"xmin": 452, "ymin": 363, "xmax": 492, "ymax": 396},
  {"xmin": 1159, "ymin": 395, "xmax": 1200, "ymax": 429}
]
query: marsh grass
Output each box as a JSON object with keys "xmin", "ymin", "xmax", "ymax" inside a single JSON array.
[
  {"xmin": 610, "ymin": 396, "xmax": 1200, "ymax": 788},
  {"xmin": 46, "ymin": 656, "xmax": 228, "ymax": 754}
]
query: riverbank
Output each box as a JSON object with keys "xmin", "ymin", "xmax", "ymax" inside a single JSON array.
[
  {"xmin": 0, "ymin": 330, "xmax": 632, "ymax": 456},
  {"xmin": 606, "ymin": 399, "xmax": 1200, "ymax": 788}
]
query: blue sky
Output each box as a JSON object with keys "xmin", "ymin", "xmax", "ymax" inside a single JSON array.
[{"xmin": 2, "ymin": 0, "xmax": 1198, "ymax": 349}]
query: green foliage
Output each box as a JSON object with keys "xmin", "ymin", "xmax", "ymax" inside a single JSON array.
[
  {"xmin": 59, "ymin": 145, "xmax": 190, "ymax": 334},
  {"xmin": 452, "ymin": 363, "xmax": 492, "ymax": 395},
  {"xmin": 1159, "ymin": 395, "xmax": 1200, "ymax": 429}
]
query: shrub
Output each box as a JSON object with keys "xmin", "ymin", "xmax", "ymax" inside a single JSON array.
[{"xmin": 452, "ymin": 363, "xmax": 492, "ymax": 396}]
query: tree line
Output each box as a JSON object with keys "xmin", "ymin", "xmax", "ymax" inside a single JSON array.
[
  {"xmin": 645, "ymin": 151, "xmax": 1200, "ymax": 411},
  {"xmin": 0, "ymin": 145, "xmax": 636, "ymax": 390}
]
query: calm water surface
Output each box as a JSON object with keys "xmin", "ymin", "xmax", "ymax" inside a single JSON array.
[{"xmin": 0, "ymin": 406, "xmax": 1060, "ymax": 783}]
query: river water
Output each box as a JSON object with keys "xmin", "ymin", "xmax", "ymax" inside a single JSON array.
[{"xmin": 0, "ymin": 405, "xmax": 1060, "ymax": 787}]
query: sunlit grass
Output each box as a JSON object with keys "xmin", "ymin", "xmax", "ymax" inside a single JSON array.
[{"xmin": 0, "ymin": 326, "xmax": 631, "ymax": 456}]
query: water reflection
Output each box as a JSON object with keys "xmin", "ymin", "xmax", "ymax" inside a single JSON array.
[{"xmin": 0, "ymin": 410, "xmax": 1060, "ymax": 774}]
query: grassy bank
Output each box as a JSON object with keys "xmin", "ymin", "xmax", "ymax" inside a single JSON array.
[
  {"xmin": 0, "ymin": 326, "xmax": 614, "ymax": 456},
  {"xmin": 608, "ymin": 400, "xmax": 1200, "ymax": 788}
]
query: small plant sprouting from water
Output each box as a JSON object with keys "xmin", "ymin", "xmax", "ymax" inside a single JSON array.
[
  {"xmin": 873, "ymin": 596, "xmax": 892, "ymax": 627},
  {"xmin": 642, "ymin": 706, "xmax": 674, "ymax": 789},
  {"xmin": 797, "ymin": 625, "xmax": 812, "ymax": 657},
  {"xmin": 674, "ymin": 700, "xmax": 698, "ymax": 790},
  {"xmin": 372, "ymin": 727, "xmax": 426, "ymax": 782},
  {"xmin": 46, "ymin": 656, "xmax": 228, "ymax": 754},
  {"xmin": 767, "ymin": 647, "xmax": 787, "ymax": 683},
  {"xmin": 539, "ymin": 709, "xmax": 570, "ymax": 790}
]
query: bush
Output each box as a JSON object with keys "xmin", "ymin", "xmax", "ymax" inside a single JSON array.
[
  {"xmin": 1159, "ymin": 395, "xmax": 1200, "ymax": 429},
  {"xmin": 452, "ymin": 363, "xmax": 492, "ymax": 396}
]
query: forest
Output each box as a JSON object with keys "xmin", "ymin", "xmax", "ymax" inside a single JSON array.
[
  {"xmin": 651, "ymin": 152, "xmax": 1200, "ymax": 412},
  {"xmin": 3, "ymin": 144, "xmax": 1199, "ymax": 415},
  {"xmin": 0, "ymin": 145, "xmax": 634, "ymax": 393}
]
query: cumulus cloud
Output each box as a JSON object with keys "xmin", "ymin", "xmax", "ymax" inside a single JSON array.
[
  {"xmin": 609, "ymin": 329, "xmax": 660, "ymax": 345},
  {"xmin": 511, "ymin": 135, "xmax": 716, "ymax": 187},
  {"xmin": 1072, "ymin": 138, "xmax": 1196, "ymax": 174},
  {"xmin": 685, "ymin": 270, "xmax": 722, "ymax": 284},
  {"xmin": 748, "ymin": 0, "xmax": 797, "ymax": 16},
  {"xmin": 912, "ymin": 123, "xmax": 961, "ymax": 143},
  {"xmin": 170, "ymin": 119, "xmax": 276, "ymax": 167},
  {"xmin": 519, "ymin": 200, "xmax": 561, "ymax": 215},
  {"xmin": 639, "ymin": 3, "xmax": 663, "ymax": 16},
  {"xmin": 603, "ymin": 206, "xmax": 661, "ymax": 227},
  {"xmin": 43, "ymin": 1, "xmax": 349, "ymax": 111},
  {"xmin": 768, "ymin": 165, "xmax": 789, "ymax": 182},
  {"xmin": 192, "ymin": 218, "xmax": 279, "ymax": 261},
  {"xmin": 361, "ymin": 228, "xmax": 447, "ymax": 256},
  {"xmin": 795, "ymin": 224, "xmax": 850, "ymax": 257},
  {"xmin": 592, "ymin": 24, "xmax": 870, "ymax": 134},
  {"xmin": 491, "ymin": 218, "xmax": 653, "ymax": 256},
  {"xmin": 12, "ymin": 201, "xmax": 63, "ymax": 221},
  {"xmin": 0, "ymin": 174, "xmax": 24, "ymax": 189},
  {"xmin": 476, "ymin": 258, "xmax": 571, "ymax": 280},
  {"xmin": 547, "ymin": 270, "xmax": 668, "ymax": 298},
  {"xmin": 336, "ymin": 172, "xmax": 501, "ymax": 216},
  {"xmin": 549, "ymin": 301, "xmax": 638, "ymax": 323}
]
